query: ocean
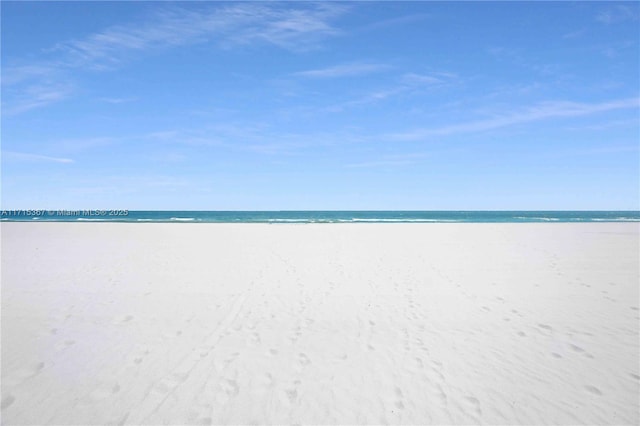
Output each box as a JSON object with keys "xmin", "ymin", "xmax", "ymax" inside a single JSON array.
[{"xmin": 1, "ymin": 210, "xmax": 639, "ymax": 223}]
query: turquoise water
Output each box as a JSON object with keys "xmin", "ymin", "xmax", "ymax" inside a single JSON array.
[{"xmin": 2, "ymin": 210, "xmax": 639, "ymax": 223}]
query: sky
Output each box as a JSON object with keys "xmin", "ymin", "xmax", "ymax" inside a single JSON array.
[{"xmin": 1, "ymin": 1, "xmax": 639, "ymax": 210}]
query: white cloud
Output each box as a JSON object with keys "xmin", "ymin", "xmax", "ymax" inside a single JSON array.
[
  {"xmin": 324, "ymin": 86, "xmax": 407, "ymax": 113},
  {"xmin": 99, "ymin": 97, "xmax": 137, "ymax": 104},
  {"xmin": 3, "ymin": 84, "xmax": 73, "ymax": 115},
  {"xmin": 402, "ymin": 73, "xmax": 443, "ymax": 85},
  {"xmin": 389, "ymin": 97, "xmax": 640, "ymax": 141},
  {"xmin": 294, "ymin": 63, "xmax": 389, "ymax": 78},
  {"xmin": 3, "ymin": 3, "xmax": 348, "ymax": 114},
  {"xmin": 596, "ymin": 5, "xmax": 639, "ymax": 25},
  {"xmin": 562, "ymin": 29, "xmax": 586, "ymax": 39},
  {"xmin": 320, "ymin": 71, "xmax": 457, "ymax": 113},
  {"xmin": 52, "ymin": 3, "xmax": 346, "ymax": 69},
  {"xmin": 2, "ymin": 151, "xmax": 74, "ymax": 164},
  {"xmin": 402, "ymin": 72, "xmax": 457, "ymax": 86},
  {"xmin": 223, "ymin": 4, "xmax": 346, "ymax": 50},
  {"xmin": 1, "ymin": 65, "xmax": 59, "ymax": 86}
]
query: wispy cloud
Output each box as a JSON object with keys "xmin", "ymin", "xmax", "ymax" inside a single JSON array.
[
  {"xmin": 486, "ymin": 46, "xmax": 564, "ymax": 78},
  {"xmin": 52, "ymin": 3, "xmax": 346, "ymax": 68},
  {"xmin": 389, "ymin": 97, "xmax": 640, "ymax": 141},
  {"xmin": 3, "ymin": 3, "xmax": 348, "ymax": 114},
  {"xmin": 562, "ymin": 28, "xmax": 586, "ymax": 39},
  {"xmin": 221, "ymin": 3, "xmax": 347, "ymax": 51},
  {"xmin": 2, "ymin": 84, "xmax": 73, "ymax": 115},
  {"xmin": 324, "ymin": 86, "xmax": 407, "ymax": 113},
  {"xmin": 402, "ymin": 73, "xmax": 442, "ymax": 85},
  {"xmin": 596, "ymin": 5, "xmax": 639, "ymax": 25},
  {"xmin": 2, "ymin": 151, "xmax": 74, "ymax": 164},
  {"xmin": 568, "ymin": 117, "xmax": 639, "ymax": 131},
  {"xmin": 597, "ymin": 40, "xmax": 637, "ymax": 59},
  {"xmin": 294, "ymin": 63, "xmax": 389, "ymax": 78},
  {"xmin": 402, "ymin": 72, "xmax": 457, "ymax": 86},
  {"xmin": 99, "ymin": 97, "xmax": 137, "ymax": 104},
  {"xmin": 1, "ymin": 65, "xmax": 59, "ymax": 86},
  {"xmin": 141, "ymin": 124, "xmax": 365, "ymax": 156},
  {"xmin": 323, "ymin": 70, "xmax": 458, "ymax": 113}
]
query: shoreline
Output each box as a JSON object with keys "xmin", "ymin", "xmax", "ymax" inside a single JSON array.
[{"xmin": 2, "ymin": 210, "xmax": 639, "ymax": 225}]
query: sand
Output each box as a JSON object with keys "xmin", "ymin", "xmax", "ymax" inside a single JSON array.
[{"xmin": 1, "ymin": 222, "xmax": 639, "ymax": 425}]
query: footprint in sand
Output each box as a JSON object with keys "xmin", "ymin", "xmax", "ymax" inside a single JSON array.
[
  {"xmin": 394, "ymin": 387, "xmax": 405, "ymax": 410},
  {"xmin": 89, "ymin": 383, "xmax": 121, "ymax": 401},
  {"xmin": 569, "ymin": 344, "xmax": 584, "ymax": 352},
  {"xmin": 221, "ymin": 379, "xmax": 239, "ymax": 397},
  {"xmin": 261, "ymin": 373, "xmax": 274, "ymax": 388},
  {"xmin": 1, "ymin": 395, "xmax": 16, "ymax": 410},
  {"xmin": 517, "ymin": 331, "xmax": 526, "ymax": 337},
  {"xmin": 215, "ymin": 378, "xmax": 239, "ymax": 404},
  {"xmin": 435, "ymin": 384, "xmax": 448, "ymax": 404},
  {"xmin": 3, "ymin": 362, "xmax": 45, "ymax": 386},
  {"xmin": 283, "ymin": 387, "xmax": 298, "ymax": 404},
  {"xmin": 223, "ymin": 352, "xmax": 240, "ymax": 367},
  {"xmin": 133, "ymin": 348, "xmax": 150, "ymax": 364},
  {"xmin": 195, "ymin": 417, "xmax": 212, "ymax": 426},
  {"xmin": 569, "ymin": 344, "xmax": 595, "ymax": 359},
  {"xmin": 584, "ymin": 385, "xmax": 602, "ymax": 395},
  {"xmin": 463, "ymin": 396, "xmax": 482, "ymax": 417},
  {"xmin": 114, "ymin": 411, "xmax": 131, "ymax": 426},
  {"xmin": 298, "ymin": 353, "xmax": 311, "ymax": 366},
  {"xmin": 152, "ymin": 373, "xmax": 188, "ymax": 396},
  {"xmin": 112, "ymin": 315, "xmax": 134, "ymax": 325},
  {"xmin": 289, "ymin": 327, "xmax": 302, "ymax": 343},
  {"xmin": 281, "ymin": 379, "xmax": 301, "ymax": 405},
  {"xmin": 430, "ymin": 365, "xmax": 445, "ymax": 381},
  {"xmin": 538, "ymin": 324, "xmax": 553, "ymax": 332},
  {"xmin": 249, "ymin": 332, "xmax": 261, "ymax": 345}
]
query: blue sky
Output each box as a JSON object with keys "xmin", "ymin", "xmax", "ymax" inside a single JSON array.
[{"xmin": 2, "ymin": 1, "xmax": 639, "ymax": 210}]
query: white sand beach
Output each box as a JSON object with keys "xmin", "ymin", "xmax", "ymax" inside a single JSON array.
[{"xmin": 1, "ymin": 222, "xmax": 639, "ymax": 425}]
